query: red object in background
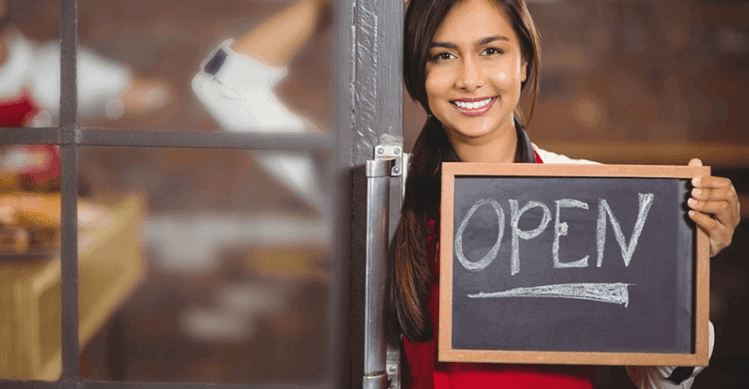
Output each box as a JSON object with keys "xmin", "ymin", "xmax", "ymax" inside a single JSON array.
[
  {"xmin": 0, "ymin": 91, "xmax": 60, "ymax": 187},
  {"xmin": 0, "ymin": 90, "xmax": 40, "ymax": 127},
  {"xmin": 20, "ymin": 145, "xmax": 60, "ymax": 187}
]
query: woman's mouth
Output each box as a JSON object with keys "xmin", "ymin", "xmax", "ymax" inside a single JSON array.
[{"xmin": 451, "ymin": 97, "xmax": 496, "ymax": 117}]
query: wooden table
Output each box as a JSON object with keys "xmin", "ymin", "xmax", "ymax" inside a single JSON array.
[{"xmin": 0, "ymin": 194, "xmax": 145, "ymax": 380}]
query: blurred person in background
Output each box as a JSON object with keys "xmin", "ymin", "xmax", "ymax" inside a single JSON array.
[
  {"xmin": 0, "ymin": 0, "xmax": 172, "ymax": 128},
  {"xmin": 192, "ymin": 0, "xmax": 331, "ymax": 213}
]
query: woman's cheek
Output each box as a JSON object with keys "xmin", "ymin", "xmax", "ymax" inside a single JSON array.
[
  {"xmin": 425, "ymin": 73, "xmax": 451, "ymax": 112},
  {"xmin": 490, "ymin": 63, "xmax": 517, "ymax": 84},
  {"xmin": 492, "ymin": 67, "xmax": 509, "ymax": 82},
  {"xmin": 425, "ymin": 71, "xmax": 450, "ymax": 95}
]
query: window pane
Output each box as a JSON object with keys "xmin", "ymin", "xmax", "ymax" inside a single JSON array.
[
  {"xmin": 76, "ymin": 0, "xmax": 333, "ymax": 135},
  {"xmin": 0, "ymin": 144, "xmax": 62, "ymax": 380},
  {"xmin": 77, "ymin": 146, "xmax": 331, "ymax": 384}
]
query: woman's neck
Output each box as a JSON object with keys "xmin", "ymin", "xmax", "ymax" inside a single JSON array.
[{"xmin": 448, "ymin": 119, "xmax": 519, "ymax": 163}]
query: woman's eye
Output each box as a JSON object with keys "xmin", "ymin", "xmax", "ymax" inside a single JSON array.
[
  {"xmin": 482, "ymin": 47, "xmax": 503, "ymax": 56},
  {"xmin": 431, "ymin": 52, "xmax": 455, "ymax": 61}
]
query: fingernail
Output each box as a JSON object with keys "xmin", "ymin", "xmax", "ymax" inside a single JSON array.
[
  {"xmin": 688, "ymin": 210, "xmax": 695, "ymax": 217},
  {"xmin": 692, "ymin": 177, "xmax": 701, "ymax": 185},
  {"xmin": 688, "ymin": 198, "xmax": 697, "ymax": 206},
  {"xmin": 693, "ymin": 189, "xmax": 702, "ymax": 196}
]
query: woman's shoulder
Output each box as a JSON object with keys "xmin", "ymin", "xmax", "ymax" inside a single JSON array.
[{"xmin": 532, "ymin": 143, "xmax": 599, "ymax": 165}]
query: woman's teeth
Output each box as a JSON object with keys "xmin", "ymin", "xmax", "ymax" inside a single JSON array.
[{"xmin": 453, "ymin": 98, "xmax": 492, "ymax": 109}]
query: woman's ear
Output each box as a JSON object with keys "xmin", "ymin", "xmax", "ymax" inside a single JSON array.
[{"xmin": 521, "ymin": 60, "xmax": 528, "ymax": 83}]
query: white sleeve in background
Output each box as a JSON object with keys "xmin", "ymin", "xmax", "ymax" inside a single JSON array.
[
  {"xmin": 532, "ymin": 144, "xmax": 598, "ymax": 165},
  {"xmin": 625, "ymin": 322, "xmax": 714, "ymax": 389},
  {"xmin": 0, "ymin": 33, "xmax": 34, "ymax": 100},
  {"xmin": 532, "ymin": 144, "xmax": 716, "ymax": 389}
]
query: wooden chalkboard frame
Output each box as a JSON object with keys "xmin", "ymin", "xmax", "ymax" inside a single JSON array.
[{"xmin": 439, "ymin": 163, "xmax": 710, "ymax": 366}]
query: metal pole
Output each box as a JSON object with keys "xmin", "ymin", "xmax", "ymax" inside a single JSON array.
[{"xmin": 363, "ymin": 158, "xmax": 395, "ymax": 389}]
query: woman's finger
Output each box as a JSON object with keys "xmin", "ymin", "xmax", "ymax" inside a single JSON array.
[
  {"xmin": 688, "ymin": 209, "xmax": 719, "ymax": 231},
  {"xmin": 692, "ymin": 175, "xmax": 732, "ymax": 189},
  {"xmin": 691, "ymin": 187, "xmax": 732, "ymax": 202},
  {"xmin": 687, "ymin": 198, "xmax": 731, "ymax": 215},
  {"xmin": 688, "ymin": 210, "xmax": 732, "ymax": 256}
]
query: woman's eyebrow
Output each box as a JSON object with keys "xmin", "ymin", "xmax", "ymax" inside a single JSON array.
[
  {"xmin": 429, "ymin": 35, "xmax": 510, "ymax": 49},
  {"xmin": 429, "ymin": 41, "xmax": 457, "ymax": 50},
  {"xmin": 479, "ymin": 35, "xmax": 510, "ymax": 45}
]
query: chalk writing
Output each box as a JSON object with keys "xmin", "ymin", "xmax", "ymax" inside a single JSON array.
[
  {"xmin": 455, "ymin": 199, "xmax": 504, "ymax": 272},
  {"xmin": 596, "ymin": 193, "xmax": 655, "ymax": 267},
  {"xmin": 510, "ymin": 200, "xmax": 551, "ymax": 275},
  {"xmin": 468, "ymin": 282, "xmax": 633, "ymax": 307},
  {"xmin": 554, "ymin": 199, "xmax": 590, "ymax": 269},
  {"xmin": 455, "ymin": 193, "xmax": 655, "ymax": 274}
]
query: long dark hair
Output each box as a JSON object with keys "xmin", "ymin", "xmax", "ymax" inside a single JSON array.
[{"xmin": 392, "ymin": 0, "xmax": 542, "ymax": 341}]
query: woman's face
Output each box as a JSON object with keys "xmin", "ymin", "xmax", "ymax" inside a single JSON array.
[{"xmin": 425, "ymin": 0, "xmax": 526, "ymax": 144}]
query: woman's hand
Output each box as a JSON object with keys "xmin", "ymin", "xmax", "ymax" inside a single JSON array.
[{"xmin": 687, "ymin": 158, "xmax": 740, "ymax": 257}]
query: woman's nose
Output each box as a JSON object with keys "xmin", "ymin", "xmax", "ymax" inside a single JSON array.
[{"xmin": 456, "ymin": 56, "xmax": 485, "ymax": 91}]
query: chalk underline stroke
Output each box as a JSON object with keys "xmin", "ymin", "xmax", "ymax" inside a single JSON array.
[{"xmin": 467, "ymin": 282, "xmax": 633, "ymax": 307}]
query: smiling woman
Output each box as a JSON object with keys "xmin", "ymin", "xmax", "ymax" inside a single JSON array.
[
  {"xmin": 424, "ymin": 0, "xmax": 527, "ymax": 163},
  {"xmin": 391, "ymin": 0, "xmax": 740, "ymax": 388}
]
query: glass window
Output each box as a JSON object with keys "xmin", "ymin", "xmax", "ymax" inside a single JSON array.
[{"xmin": 77, "ymin": 146, "xmax": 331, "ymax": 384}]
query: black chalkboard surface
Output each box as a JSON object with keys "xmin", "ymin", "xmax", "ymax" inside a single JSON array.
[{"xmin": 439, "ymin": 163, "xmax": 710, "ymax": 366}]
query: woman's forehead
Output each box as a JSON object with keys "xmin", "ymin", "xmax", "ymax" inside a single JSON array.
[{"xmin": 433, "ymin": 0, "xmax": 516, "ymax": 43}]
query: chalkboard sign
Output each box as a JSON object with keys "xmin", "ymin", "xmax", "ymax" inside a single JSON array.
[{"xmin": 439, "ymin": 163, "xmax": 710, "ymax": 366}]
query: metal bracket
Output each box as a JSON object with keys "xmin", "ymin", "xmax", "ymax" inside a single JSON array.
[
  {"xmin": 386, "ymin": 362, "xmax": 400, "ymax": 389},
  {"xmin": 374, "ymin": 143, "xmax": 403, "ymax": 177}
]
